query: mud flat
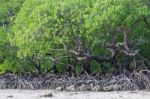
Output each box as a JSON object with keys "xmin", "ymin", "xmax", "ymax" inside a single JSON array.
[{"xmin": 0, "ymin": 89, "xmax": 150, "ymax": 99}]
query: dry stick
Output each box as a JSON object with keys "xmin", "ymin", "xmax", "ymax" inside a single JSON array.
[
  {"xmin": 123, "ymin": 37, "xmax": 133, "ymax": 48},
  {"xmin": 23, "ymin": 80, "xmax": 34, "ymax": 89},
  {"xmin": 132, "ymin": 16, "xmax": 150, "ymax": 29},
  {"xmin": 0, "ymin": 79, "xmax": 6, "ymax": 89},
  {"xmin": 17, "ymin": 78, "xmax": 26, "ymax": 88},
  {"xmin": 123, "ymin": 31, "xmax": 137, "ymax": 56}
]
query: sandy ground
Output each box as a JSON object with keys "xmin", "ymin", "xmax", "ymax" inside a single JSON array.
[{"xmin": 0, "ymin": 89, "xmax": 150, "ymax": 99}]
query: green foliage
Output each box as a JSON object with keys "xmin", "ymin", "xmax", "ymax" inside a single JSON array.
[
  {"xmin": 0, "ymin": 0, "xmax": 149, "ymax": 74},
  {"xmin": 0, "ymin": 0, "xmax": 25, "ymax": 74},
  {"xmin": 90, "ymin": 60, "xmax": 100, "ymax": 74}
]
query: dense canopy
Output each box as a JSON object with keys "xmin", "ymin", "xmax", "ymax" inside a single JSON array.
[{"xmin": 0, "ymin": 0, "xmax": 150, "ymax": 75}]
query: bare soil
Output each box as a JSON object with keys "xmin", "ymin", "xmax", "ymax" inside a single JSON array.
[{"xmin": 0, "ymin": 89, "xmax": 150, "ymax": 99}]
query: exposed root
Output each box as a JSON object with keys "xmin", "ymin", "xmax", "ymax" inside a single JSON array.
[{"xmin": 0, "ymin": 70, "xmax": 150, "ymax": 91}]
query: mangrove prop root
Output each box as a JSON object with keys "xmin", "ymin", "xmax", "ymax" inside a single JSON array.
[{"xmin": 0, "ymin": 70, "xmax": 150, "ymax": 91}]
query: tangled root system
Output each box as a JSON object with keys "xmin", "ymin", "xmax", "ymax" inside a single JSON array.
[{"xmin": 0, "ymin": 70, "xmax": 150, "ymax": 91}]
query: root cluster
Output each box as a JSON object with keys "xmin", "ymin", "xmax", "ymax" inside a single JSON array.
[{"xmin": 0, "ymin": 70, "xmax": 150, "ymax": 91}]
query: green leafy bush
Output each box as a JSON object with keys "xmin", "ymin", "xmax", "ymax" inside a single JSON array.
[{"xmin": 0, "ymin": 0, "xmax": 149, "ymax": 74}]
